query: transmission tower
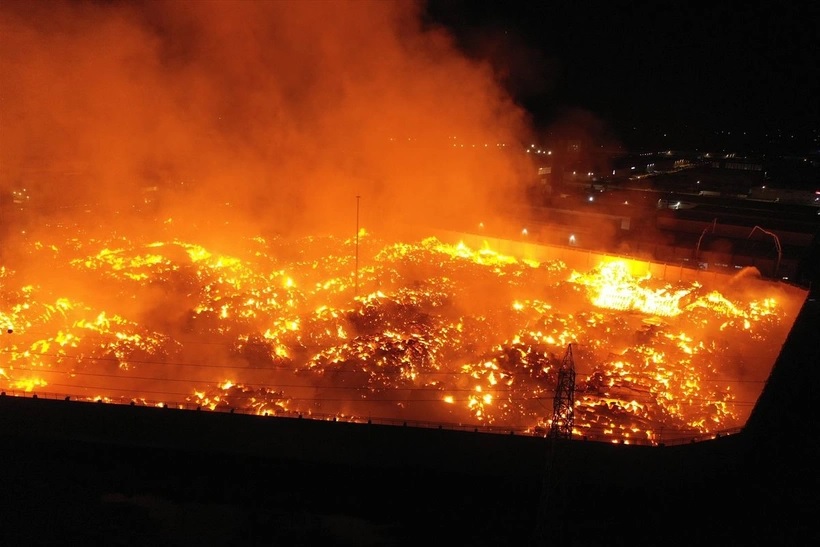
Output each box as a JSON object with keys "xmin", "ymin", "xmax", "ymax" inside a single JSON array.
[
  {"xmin": 530, "ymin": 344, "xmax": 577, "ymax": 546},
  {"xmin": 549, "ymin": 343, "xmax": 576, "ymax": 439}
]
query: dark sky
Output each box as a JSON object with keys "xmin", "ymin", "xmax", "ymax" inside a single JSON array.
[{"xmin": 425, "ymin": 0, "xmax": 820, "ymax": 152}]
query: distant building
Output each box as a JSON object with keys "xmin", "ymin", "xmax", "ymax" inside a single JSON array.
[{"xmin": 708, "ymin": 155, "xmax": 764, "ymax": 173}]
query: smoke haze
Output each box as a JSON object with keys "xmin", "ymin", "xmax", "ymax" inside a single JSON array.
[{"xmin": 1, "ymin": 0, "xmax": 537, "ymax": 241}]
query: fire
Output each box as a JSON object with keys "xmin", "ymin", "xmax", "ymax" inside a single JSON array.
[
  {"xmin": 10, "ymin": 377, "xmax": 47, "ymax": 392},
  {"xmin": 0, "ymin": 227, "xmax": 805, "ymax": 443},
  {"xmin": 569, "ymin": 261, "xmax": 693, "ymax": 317}
]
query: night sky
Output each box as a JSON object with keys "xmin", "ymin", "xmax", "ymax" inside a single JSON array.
[{"xmin": 425, "ymin": 0, "xmax": 820, "ymax": 152}]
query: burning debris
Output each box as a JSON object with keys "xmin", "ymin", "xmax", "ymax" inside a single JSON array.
[{"xmin": 0, "ymin": 227, "xmax": 804, "ymax": 444}]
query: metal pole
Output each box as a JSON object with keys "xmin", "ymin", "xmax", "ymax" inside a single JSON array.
[
  {"xmin": 355, "ymin": 195, "xmax": 360, "ymax": 297},
  {"xmin": 748, "ymin": 225, "xmax": 782, "ymax": 279},
  {"xmin": 695, "ymin": 218, "xmax": 716, "ymax": 261}
]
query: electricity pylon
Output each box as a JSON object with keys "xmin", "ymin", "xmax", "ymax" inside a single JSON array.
[{"xmin": 549, "ymin": 343, "xmax": 576, "ymax": 439}]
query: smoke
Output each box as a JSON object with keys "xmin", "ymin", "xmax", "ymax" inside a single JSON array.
[{"xmin": 0, "ymin": 0, "xmax": 538, "ymax": 243}]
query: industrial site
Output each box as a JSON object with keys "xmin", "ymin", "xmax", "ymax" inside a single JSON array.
[{"xmin": 1, "ymin": 1, "xmax": 818, "ymax": 545}]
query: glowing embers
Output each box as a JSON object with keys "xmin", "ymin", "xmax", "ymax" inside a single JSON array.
[
  {"xmin": 191, "ymin": 381, "xmax": 291, "ymax": 416},
  {"xmin": 570, "ymin": 261, "xmax": 693, "ymax": 317},
  {"xmin": 0, "ymin": 231, "xmax": 802, "ymax": 443}
]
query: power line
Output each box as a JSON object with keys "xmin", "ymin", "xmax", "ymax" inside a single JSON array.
[
  {"xmin": 0, "ymin": 349, "xmax": 773, "ymax": 383},
  {"xmin": 6, "ymin": 368, "xmax": 764, "ymax": 406}
]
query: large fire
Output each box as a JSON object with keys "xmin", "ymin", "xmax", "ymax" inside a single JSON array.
[{"xmin": 0, "ymin": 224, "xmax": 805, "ymax": 444}]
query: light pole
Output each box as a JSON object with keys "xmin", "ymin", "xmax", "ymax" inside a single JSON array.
[
  {"xmin": 695, "ymin": 218, "xmax": 717, "ymax": 262},
  {"xmin": 355, "ymin": 195, "xmax": 361, "ymax": 297},
  {"xmin": 748, "ymin": 225, "xmax": 782, "ymax": 279}
]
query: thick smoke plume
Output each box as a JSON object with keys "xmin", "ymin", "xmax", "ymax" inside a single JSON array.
[{"xmin": 1, "ymin": 0, "xmax": 534, "ymax": 242}]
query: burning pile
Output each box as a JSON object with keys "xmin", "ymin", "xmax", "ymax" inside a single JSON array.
[{"xmin": 0, "ymin": 226, "xmax": 803, "ymax": 443}]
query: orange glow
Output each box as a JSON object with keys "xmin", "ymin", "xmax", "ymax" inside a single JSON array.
[
  {"xmin": 0, "ymin": 1, "xmax": 807, "ymax": 444},
  {"xmin": 0, "ymin": 229, "xmax": 805, "ymax": 444}
]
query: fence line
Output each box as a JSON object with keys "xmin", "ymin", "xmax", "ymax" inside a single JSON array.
[{"xmin": 0, "ymin": 389, "xmax": 742, "ymax": 447}]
